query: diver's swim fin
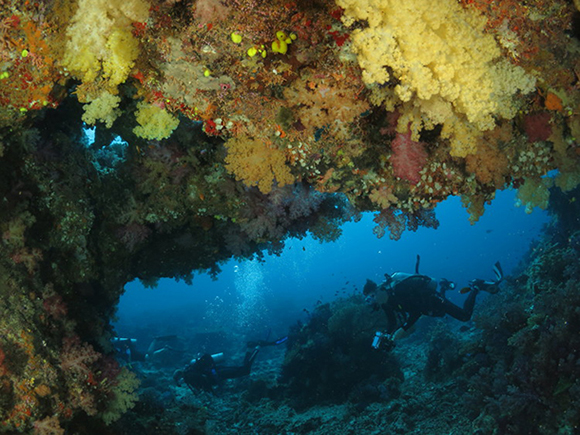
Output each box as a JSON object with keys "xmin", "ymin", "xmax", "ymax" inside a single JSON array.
[
  {"xmin": 493, "ymin": 261, "xmax": 503, "ymax": 283},
  {"xmin": 247, "ymin": 336, "xmax": 288, "ymax": 348},
  {"xmin": 274, "ymin": 336, "xmax": 288, "ymax": 345}
]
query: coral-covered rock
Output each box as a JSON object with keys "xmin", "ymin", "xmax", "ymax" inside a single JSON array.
[{"xmin": 280, "ymin": 296, "xmax": 402, "ymax": 409}]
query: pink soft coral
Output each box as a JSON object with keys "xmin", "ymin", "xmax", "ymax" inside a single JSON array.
[
  {"xmin": 389, "ymin": 127, "xmax": 428, "ymax": 185},
  {"xmin": 194, "ymin": 0, "xmax": 230, "ymax": 24},
  {"xmin": 33, "ymin": 416, "xmax": 64, "ymax": 435},
  {"xmin": 60, "ymin": 336, "xmax": 100, "ymax": 376}
]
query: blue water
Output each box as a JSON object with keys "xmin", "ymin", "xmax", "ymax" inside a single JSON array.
[{"xmin": 115, "ymin": 189, "xmax": 548, "ymax": 342}]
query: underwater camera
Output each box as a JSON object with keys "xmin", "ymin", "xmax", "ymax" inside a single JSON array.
[{"xmin": 372, "ymin": 331, "xmax": 395, "ymax": 352}]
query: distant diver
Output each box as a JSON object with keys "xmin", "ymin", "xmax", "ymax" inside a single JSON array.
[
  {"xmin": 173, "ymin": 336, "xmax": 288, "ymax": 392},
  {"xmin": 113, "ymin": 335, "xmax": 186, "ymax": 366},
  {"xmin": 112, "ymin": 337, "xmax": 146, "ymax": 363},
  {"xmin": 364, "ymin": 255, "xmax": 503, "ymax": 351},
  {"xmin": 145, "ymin": 335, "xmax": 187, "ymax": 367}
]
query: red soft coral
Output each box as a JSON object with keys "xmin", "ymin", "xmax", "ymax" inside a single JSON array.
[
  {"xmin": 0, "ymin": 347, "xmax": 6, "ymax": 376},
  {"xmin": 389, "ymin": 127, "xmax": 428, "ymax": 185},
  {"xmin": 524, "ymin": 111, "xmax": 552, "ymax": 143}
]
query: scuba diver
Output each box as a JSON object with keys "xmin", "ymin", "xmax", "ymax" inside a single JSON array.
[
  {"xmin": 364, "ymin": 255, "xmax": 503, "ymax": 351},
  {"xmin": 113, "ymin": 335, "xmax": 188, "ymax": 367},
  {"xmin": 145, "ymin": 335, "xmax": 187, "ymax": 367},
  {"xmin": 173, "ymin": 336, "xmax": 288, "ymax": 392},
  {"xmin": 112, "ymin": 337, "xmax": 146, "ymax": 363}
]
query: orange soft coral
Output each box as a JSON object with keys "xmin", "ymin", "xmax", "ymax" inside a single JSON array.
[
  {"xmin": 465, "ymin": 142, "xmax": 509, "ymax": 188},
  {"xmin": 465, "ymin": 125, "xmax": 512, "ymax": 188},
  {"xmin": 224, "ymin": 135, "xmax": 294, "ymax": 194},
  {"xmin": 283, "ymin": 72, "xmax": 369, "ymax": 141}
]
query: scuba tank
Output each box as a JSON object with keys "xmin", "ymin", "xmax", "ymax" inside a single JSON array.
[{"xmin": 190, "ymin": 352, "xmax": 224, "ymax": 365}]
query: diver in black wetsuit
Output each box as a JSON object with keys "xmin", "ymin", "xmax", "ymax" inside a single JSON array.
[
  {"xmin": 364, "ymin": 256, "xmax": 502, "ymax": 350},
  {"xmin": 112, "ymin": 337, "xmax": 146, "ymax": 363},
  {"xmin": 173, "ymin": 336, "xmax": 288, "ymax": 392}
]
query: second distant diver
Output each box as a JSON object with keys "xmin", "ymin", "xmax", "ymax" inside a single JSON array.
[
  {"xmin": 173, "ymin": 336, "xmax": 288, "ymax": 392},
  {"xmin": 364, "ymin": 256, "xmax": 503, "ymax": 351}
]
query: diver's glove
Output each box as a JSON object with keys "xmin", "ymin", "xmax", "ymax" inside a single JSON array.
[{"xmin": 467, "ymin": 263, "xmax": 503, "ymax": 294}]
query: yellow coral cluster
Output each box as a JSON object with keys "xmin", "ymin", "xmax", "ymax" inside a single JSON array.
[
  {"xmin": 99, "ymin": 368, "xmax": 140, "ymax": 425},
  {"xmin": 62, "ymin": 0, "xmax": 149, "ymax": 126},
  {"xmin": 336, "ymin": 0, "xmax": 536, "ymax": 157},
  {"xmin": 62, "ymin": 0, "xmax": 148, "ymax": 88},
  {"xmin": 516, "ymin": 176, "xmax": 553, "ymax": 213},
  {"xmin": 81, "ymin": 91, "xmax": 121, "ymax": 128},
  {"xmin": 133, "ymin": 102, "xmax": 180, "ymax": 140},
  {"xmin": 224, "ymin": 135, "xmax": 295, "ymax": 194}
]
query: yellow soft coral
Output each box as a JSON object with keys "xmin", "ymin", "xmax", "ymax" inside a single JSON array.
[
  {"xmin": 555, "ymin": 170, "xmax": 580, "ymax": 192},
  {"xmin": 336, "ymin": 0, "xmax": 536, "ymax": 157},
  {"xmin": 63, "ymin": 0, "xmax": 149, "ymax": 130},
  {"xmin": 224, "ymin": 135, "xmax": 294, "ymax": 194},
  {"xmin": 103, "ymin": 28, "xmax": 141, "ymax": 88},
  {"xmin": 133, "ymin": 102, "xmax": 180, "ymax": 140},
  {"xmin": 98, "ymin": 368, "xmax": 140, "ymax": 425},
  {"xmin": 516, "ymin": 177, "xmax": 553, "ymax": 213},
  {"xmin": 81, "ymin": 91, "xmax": 121, "ymax": 128},
  {"xmin": 62, "ymin": 0, "xmax": 149, "ymax": 89}
]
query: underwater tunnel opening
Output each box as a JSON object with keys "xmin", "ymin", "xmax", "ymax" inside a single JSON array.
[{"xmin": 112, "ymin": 190, "xmax": 549, "ymax": 362}]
